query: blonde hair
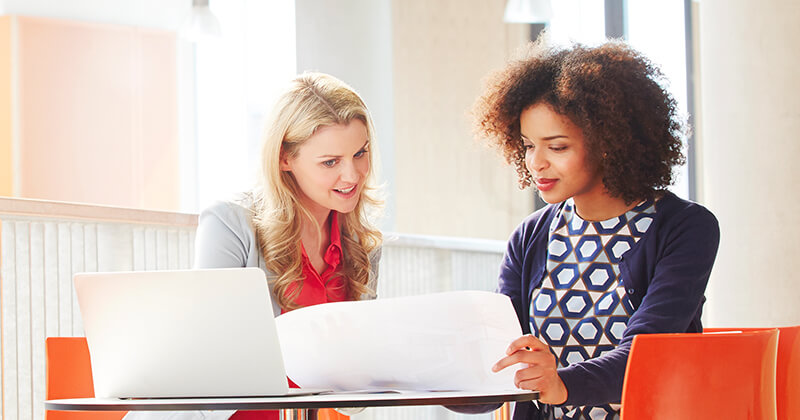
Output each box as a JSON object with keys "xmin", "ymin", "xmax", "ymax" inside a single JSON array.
[{"xmin": 252, "ymin": 72, "xmax": 383, "ymax": 311}]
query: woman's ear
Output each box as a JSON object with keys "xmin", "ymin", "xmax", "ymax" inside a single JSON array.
[{"xmin": 279, "ymin": 154, "xmax": 292, "ymax": 172}]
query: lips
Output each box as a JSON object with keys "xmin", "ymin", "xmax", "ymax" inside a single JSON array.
[
  {"xmin": 535, "ymin": 178, "xmax": 557, "ymax": 192},
  {"xmin": 333, "ymin": 185, "xmax": 358, "ymax": 198}
]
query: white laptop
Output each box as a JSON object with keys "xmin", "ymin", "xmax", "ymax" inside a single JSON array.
[{"xmin": 74, "ymin": 268, "xmax": 324, "ymax": 399}]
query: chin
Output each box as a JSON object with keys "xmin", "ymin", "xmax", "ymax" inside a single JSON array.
[
  {"xmin": 538, "ymin": 192, "xmax": 565, "ymax": 205},
  {"xmin": 335, "ymin": 203, "xmax": 359, "ymax": 214}
]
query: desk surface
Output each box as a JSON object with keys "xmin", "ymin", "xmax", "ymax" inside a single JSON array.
[{"xmin": 46, "ymin": 389, "xmax": 539, "ymax": 411}]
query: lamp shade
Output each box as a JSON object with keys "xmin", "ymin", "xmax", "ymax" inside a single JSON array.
[{"xmin": 180, "ymin": 0, "xmax": 222, "ymax": 41}]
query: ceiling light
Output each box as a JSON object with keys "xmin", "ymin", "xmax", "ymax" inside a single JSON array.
[{"xmin": 180, "ymin": 0, "xmax": 222, "ymax": 42}]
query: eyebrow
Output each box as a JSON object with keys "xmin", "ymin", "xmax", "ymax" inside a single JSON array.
[
  {"xmin": 317, "ymin": 140, "xmax": 369, "ymax": 159},
  {"xmin": 521, "ymin": 134, "xmax": 568, "ymax": 142}
]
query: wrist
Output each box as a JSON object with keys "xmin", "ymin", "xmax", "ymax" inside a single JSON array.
[{"xmin": 552, "ymin": 377, "xmax": 568, "ymax": 405}]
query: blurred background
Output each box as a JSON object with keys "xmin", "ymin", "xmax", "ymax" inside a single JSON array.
[
  {"xmin": 2, "ymin": 0, "xmax": 799, "ymax": 359},
  {"xmin": 0, "ymin": 0, "xmax": 695, "ymax": 239},
  {"xmin": 1, "ymin": 1, "xmax": 799, "ymax": 419},
  {"xmin": 4, "ymin": 0, "xmax": 798, "ymax": 328}
]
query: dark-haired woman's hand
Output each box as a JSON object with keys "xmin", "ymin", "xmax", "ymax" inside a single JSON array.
[{"xmin": 492, "ymin": 334, "xmax": 568, "ymax": 405}]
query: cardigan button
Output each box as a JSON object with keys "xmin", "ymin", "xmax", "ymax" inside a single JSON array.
[{"xmin": 627, "ymin": 288, "xmax": 635, "ymax": 294}]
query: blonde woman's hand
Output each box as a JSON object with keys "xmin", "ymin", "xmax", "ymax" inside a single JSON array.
[{"xmin": 492, "ymin": 334, "xmax": 568, "ymax": 405}]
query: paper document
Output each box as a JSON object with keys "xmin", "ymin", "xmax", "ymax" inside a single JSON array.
[{"xmin": 275, "ymin": 290, "xmax": 523, "ymax": 392}]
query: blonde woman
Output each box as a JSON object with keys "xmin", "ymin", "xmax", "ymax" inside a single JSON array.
[{"xmin": 193, "ymin": 72, "xmax": 383, "ymax": 420}]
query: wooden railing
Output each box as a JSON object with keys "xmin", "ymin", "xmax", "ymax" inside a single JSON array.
[{"xmin": 0, "ymin": 197, "xmax": 507, "ymax": 420}]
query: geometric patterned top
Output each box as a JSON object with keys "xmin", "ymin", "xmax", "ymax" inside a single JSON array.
[{"xmin": 529, "ymin": 198, "xmax": 656, "ymax": 420}]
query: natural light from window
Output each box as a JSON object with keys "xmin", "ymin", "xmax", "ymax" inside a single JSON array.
[{"xmin": 193, "ymin": 0, "xmax": 296, "ymax": 212}]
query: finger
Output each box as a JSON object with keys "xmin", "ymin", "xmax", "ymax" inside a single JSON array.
[
  {"xmin": 516, "ymin": 376, "xmax": 545, "ymax": 392},
  {"xmin": 492, "ymin": 346, "xmax": 553, "ymax": 372},
  {"xmin": 493, "ymin": 350, "xmax": 529, "ymax": 372},
  {"xmin": 506, "ymin": 334, "xmax": 548, "ymax": 354},
  {"xmin": 514, "ymin": 366, "xmax": 545, "ymax": 388},
  {"xmin": 515, "ymin": 364, "xmax": 548, "ymax": 381}
]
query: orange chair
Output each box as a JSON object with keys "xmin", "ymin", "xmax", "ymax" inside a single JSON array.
[
  {"xmin": 47, "ymin": 337, "xmax": 348, "ymax": 420},
  {"xmin": 45, "ymin": 337, "xmax": 127, "ymax": 420},
  {"xmin": 317, "ymin": 409, "xmax": 350, "ymax": 420},
  {"xmin": 705, "ymin": 326, "xmax": 800, "ymax": 420},
  {"xmin": 620, "ymin": 329, "xmax": 779, "ymax": 420}
]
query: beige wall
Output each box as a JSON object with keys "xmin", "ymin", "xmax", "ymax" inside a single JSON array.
[
  {"xmin": 2, "ymin": 16, "xmax": 179, "ymax": 211},
  {"xmin": 698, "ymin": 0, "xmax": 800, "ymax": 326},
  {"xmin": 0, "ymin": 17, "xmax": 11, "ymax": 196},
  {"xmin": 392, "ymin": 0, "xmax": 533, "ymax": 240},
  {"xmin": 296, "ymin": 0, "xmax": 534, "ymax": 240}
]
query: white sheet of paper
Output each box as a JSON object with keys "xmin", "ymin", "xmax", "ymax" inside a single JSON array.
[{"xmin": 275, "ymin": 290, "xmax": 523, "ymax": 392}]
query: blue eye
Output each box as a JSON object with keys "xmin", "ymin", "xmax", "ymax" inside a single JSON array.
[
  {"xmin": 322, "ymin": 159, "xmax": 337, "ymax": 167},
  {"xmin": 354, "ymin": 148, "xmax": 368, "ymax": 158}
]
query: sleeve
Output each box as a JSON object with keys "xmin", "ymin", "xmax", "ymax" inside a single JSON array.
[
  {"xmin": 557, "ymin": 205, "xmax": 720, "ymax": 406},
  {"xmin": 362, "ymin": 246, "xmax": 381, "ymax": 300},
  {"xmin": 497, "ymin": 222, "xmax": 528, "ymax": 330},
  {"xmin": 193, "ymin": 202, "xmax": 251, "ymax": 269}
]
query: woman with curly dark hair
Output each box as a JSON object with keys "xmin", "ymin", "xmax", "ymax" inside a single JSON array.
[{"xmin": 476, "ymin": 40, "xmax": 720, "ymax": 420}]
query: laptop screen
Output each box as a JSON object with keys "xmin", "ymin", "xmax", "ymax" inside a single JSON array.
[{"xmin": 74, "ymin": 268, "xmax": 291, "ymax": 398}]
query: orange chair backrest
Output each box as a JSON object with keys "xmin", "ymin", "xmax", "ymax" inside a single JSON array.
[
  {"xmin": 705, "ymin": 326, "xmax": 800, "ymax": 420},
  {"xmin": 778, "ymin": 326, "xmax": 800, "ymax": 420},
  {"xmin": 620, "ymin": 330, "xmax": 779, "ymax": 420},
  {"xmin": 45, "ymin": 337, "xmax": 126, "ymax": 420}
]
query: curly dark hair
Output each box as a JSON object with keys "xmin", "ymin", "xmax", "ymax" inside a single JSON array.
[{"xmin": 473, "ymin": 38, "xmax": 686, "ymax": 204}]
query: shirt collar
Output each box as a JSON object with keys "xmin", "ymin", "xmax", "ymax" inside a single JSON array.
[{"xmin": 324, "ymin": 211, "xmax": 342, "ymax": 267}]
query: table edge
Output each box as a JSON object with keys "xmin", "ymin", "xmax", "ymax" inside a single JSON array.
[{"xmin": 46, "ymin": 390, "xmax": 539, "ymax": 411}]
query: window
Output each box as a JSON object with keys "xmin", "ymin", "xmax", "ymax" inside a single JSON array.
[{"xmin": 187, "ymin": 0, "xmax": 296, "ymax": 212}]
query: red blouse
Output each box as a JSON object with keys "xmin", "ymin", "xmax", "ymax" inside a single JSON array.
[
  {"xmin": 284, "ymin": 211, "xmax": 347, "ymax": 310},
  {"xmin": 231, "ymin": 212, "xmax": 347, "ymax": 420}
]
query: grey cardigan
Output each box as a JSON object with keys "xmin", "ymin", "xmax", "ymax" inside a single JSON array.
[{"xmin": 194, "ymin": 197, "xmax": 380, "ymax": 316}]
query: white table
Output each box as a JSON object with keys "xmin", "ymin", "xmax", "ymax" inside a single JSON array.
[{"xmin": 46, "ymin": 389, "xmax": 539, "ymax": 420}]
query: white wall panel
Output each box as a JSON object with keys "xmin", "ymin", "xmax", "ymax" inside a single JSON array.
[
  {"xmin": 133, "ymin": 226, "xmax": 145, "ymax": 271},
  {"xmin": 1, "ymin": 209, "xmax": 198, "ymax": 420},
  {"xmin": 14, "ymin": 221, "xmax": 32, "ymax": 420},
  {"xmin": 97, "ymin": 223, "xmax": 134, "ymax": 272},
  {"xmin": 167, "ymin": 229, "xmax": 179, "ymax": 270},
  {"xmin": 145, "ymin": 227, "xmax": 157, "ymax": 271},
  {"xmin": 43, "ymin": 222, "xmax": 59, "ymax": 338},
  {"xmin": 179, "ymin": 230, "xmax": 191, "ymax": 269},
  {"xmin": 56, "ymin": 223, "xmax": 72, "ymax": 335},
  {"xmin": 156, "ymin": 229, "xmax": 168, "ymax": 270},
  {"xmin": 2, "ymin": 221, "xmax": 18, "ymax": 420},
  {"xmin": 29, "ymin": 222, "xmax": 46, "ymax": 420}
]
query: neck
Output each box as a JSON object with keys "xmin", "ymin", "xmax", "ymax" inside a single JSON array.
[
  {"xmin": 300, "ymin": 208, "xmax": 331, "ymax": 254},
  {"xmin": 307, "ymin": 208, "xmax": 331, "ymax": 232},
  {"xmin": 572, "ymin": 193, "xmax": 639, "ymax": 222}
]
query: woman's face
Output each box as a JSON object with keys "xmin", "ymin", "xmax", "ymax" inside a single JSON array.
[
  {"xmin": 520, "ymin": 103, "xmax": 604, "ymax": 205},
  {"xmin": 281, "ymin": 119, "xmax": 370, "ymax": 221}
]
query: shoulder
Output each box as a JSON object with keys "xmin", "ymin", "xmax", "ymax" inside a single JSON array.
[
  {"xmin": 503, "ymin": 202, "xmax": 563, "ymax": 265},
  {"xmin": 510, "ymin": 202, "xmax": 563, "ymax": 242},
  {"xmin": 198, "ymin": 194, "xmax": 257, "ymax": 238},
  {"xmin": 649, "ymin": 191, "xmax": 720, "ymax": 253},
  {"xmin": 368, "ymin": 246, "xmax": 382, "ymax": 264},
  {"xmin": 654, "ymin": 192, "xmax": 719, "ymax": 233},
  {"xmin": 200, "ymin": 194, "xmax": 254, "ymax": 223}
]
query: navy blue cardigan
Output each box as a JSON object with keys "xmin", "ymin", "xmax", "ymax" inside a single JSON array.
[{"xmin": 500, "ymin": 192, "xmax": 720, "ymax": 419}]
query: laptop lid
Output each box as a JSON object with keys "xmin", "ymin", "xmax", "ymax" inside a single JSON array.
[{"xmin": 74, "ymin": 268, "xmax": 291, "ymax": 398}]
